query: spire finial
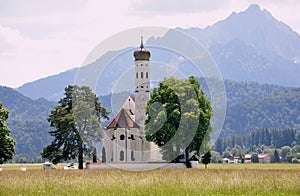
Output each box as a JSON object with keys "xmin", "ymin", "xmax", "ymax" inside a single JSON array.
[
  {"xmin": 140, "ymin": 30, "xmax": 144, "ymax": 49},
  {"xmin": 140, "ymin": 36, "xmax": 144, "ymax": 49}
]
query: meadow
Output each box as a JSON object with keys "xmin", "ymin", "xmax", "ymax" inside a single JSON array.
[{"xmin": 0, "ymin": 164, "xmax": 299, "ymax": 195}]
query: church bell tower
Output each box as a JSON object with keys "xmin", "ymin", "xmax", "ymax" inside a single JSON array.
[{"xmin": 134, "ymin": 37, "xmax": 150, "ymax": 127}]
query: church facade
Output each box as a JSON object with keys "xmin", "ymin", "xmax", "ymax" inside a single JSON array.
[{"xmin": 102, "ymin": 38, "xmax": 161, "ymax": 162}]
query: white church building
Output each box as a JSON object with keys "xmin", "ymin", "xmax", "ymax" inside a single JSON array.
[{"xmin": 102, "ymin": 38, "xmax": 162, "ymax": 162}]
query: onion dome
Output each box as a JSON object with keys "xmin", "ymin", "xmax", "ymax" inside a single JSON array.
[{"xmin": 133, "ymin": 37, "xmax": 151, "ymax": 61}]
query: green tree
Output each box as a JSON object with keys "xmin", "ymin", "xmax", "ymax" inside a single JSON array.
[
  {"xmin": 202, "ymin": 150, "xmax": 212, "ymax": 169},
  {"xmin": 41, "ymin": 86, "xmax": 109, "ymax": 169},
  {"xmin": 145, "ymin": 77, "xmax": 213, "ymax": 167},
  {"xmin": 251, "ymin": 153, "xmax": 259, "ymax": 163},
  {"xmin": 280, "ymin": 146, "xmax": 291, "ymax": 159},
  {"xmin": 271, "ymin": 149, "xmax": 280, "ymax": 163},
  {"xmin": 0, "ymin": 102, "xmax": 15, "ymax": 164}
]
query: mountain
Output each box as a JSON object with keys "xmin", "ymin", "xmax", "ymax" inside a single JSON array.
[
  {"xmin": 17, "ymin": 4, "xmax": 300, "ymax": 101},
  {"xmin": 16, "ymin": 68, "xmax": 79, "ymax": 101},
  {"xmin": 181, "ymin": 4, "xmax": 300, "ymax": 86},
  {"xmin": 0, "ymin": 86, "xmax": 55, "ymax": 162}
]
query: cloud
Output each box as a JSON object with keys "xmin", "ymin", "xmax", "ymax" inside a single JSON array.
[
  {"xmin": 131, "ymin": 0, "xmax": 227, "ymax": 14},
  {"xmin": 0, "ymin": 0, "xmax": 87, "ymax": 17}
]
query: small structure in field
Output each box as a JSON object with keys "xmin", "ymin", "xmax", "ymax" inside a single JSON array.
[
  {"xmin": 63, "ymin": 163, "xmax": 78, "ymax": 170},
  {"xmin": 244, "ymin": 153, "xmax": 271, "ymax": 163},
  {"xmin": 43, "ymin": 161, "xmax": 54, "ymax": 170},
  {"xmin": 222, "ymin": 155, "xmax": 241, "ymax": 164},
  {"xmin": 19, "ymin": 167, "xmax": 26, "ymax": 171},
  {"xmin": 258, "ymin": 154, "xmax": 271, "ymax": 163}
]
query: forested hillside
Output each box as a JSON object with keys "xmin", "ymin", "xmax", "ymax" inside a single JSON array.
[
  {"xmin": 223, "ymin": 88, "xmax": 300, "ymax": 136},
  {"xmin": 0, "ymin": 86, "xmax": 55, "ymax": 162}
]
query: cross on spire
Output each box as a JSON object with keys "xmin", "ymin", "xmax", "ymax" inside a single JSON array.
[{"xmin": 140, "ymin": 36, "xmax": 144, "ymax": 49}]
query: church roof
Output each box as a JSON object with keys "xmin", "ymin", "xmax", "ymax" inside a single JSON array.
[{"xmin": 106, "ymin": 108, "xmax": 140, "ymax": 129}]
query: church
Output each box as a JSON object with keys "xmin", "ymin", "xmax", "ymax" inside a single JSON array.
[{"xmin": 102, "ymin": 38, "xmax": 162, "ymax": 162}]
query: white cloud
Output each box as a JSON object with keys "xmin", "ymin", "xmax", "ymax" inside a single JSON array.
[{"xmin": 131, "ymin": 0, "xmax": 227, "ymax": 14}]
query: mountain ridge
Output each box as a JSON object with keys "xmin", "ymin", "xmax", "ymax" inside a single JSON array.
[{"xmin": 17, "ymin": 4, "xmax": 300, "ymax": 101}]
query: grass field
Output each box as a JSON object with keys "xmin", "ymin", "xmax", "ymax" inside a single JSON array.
[{"xmin": 0, "ymin": 163, "xmax": 299, "ymax": 195}]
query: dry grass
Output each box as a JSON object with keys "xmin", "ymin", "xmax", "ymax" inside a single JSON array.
[{"xmin": 0, "ymin": 164, "xmax": 299, "ymax": 195}]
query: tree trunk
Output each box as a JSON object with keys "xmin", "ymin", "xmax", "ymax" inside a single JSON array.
[
  {"xmin": 78, "ymin": 140, "xmax": 84, "ymax": 169},
  {"xmin": 185, "ymin": 149, "xmax": 191, "ymax": 168},
  {"xmin": 93, "ymin": 148, "xmax": 97, "ymax": 163}
]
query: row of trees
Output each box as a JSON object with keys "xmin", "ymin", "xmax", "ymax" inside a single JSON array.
[
  {"xmin": 214, "ymin": 128, "xmax": 300, "ymax": 154},
  {"xmin": 211, "ymin": 144, "xmax": 300, "ymax": 164}
]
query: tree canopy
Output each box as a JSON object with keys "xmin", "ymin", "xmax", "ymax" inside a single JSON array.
[
  {"xmin": 145, "ymin": 76, "xmax": 213, "ymax": 165},
  {"xmin": 41, "ymin": 85, "xmax": 109, "ymax": 169},
  {"xmin": 0, "ymin": 102, "xmax": 15, "ymax": 164}
]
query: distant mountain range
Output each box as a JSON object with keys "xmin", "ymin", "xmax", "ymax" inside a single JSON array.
[{"xmin": 16, "ymin": 4, "xmax": 300, "ymax": 101}]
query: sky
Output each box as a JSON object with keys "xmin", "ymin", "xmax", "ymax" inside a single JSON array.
[{"xmin": 1, "ymin": 0, "xmax": 300, "ymax": 88}]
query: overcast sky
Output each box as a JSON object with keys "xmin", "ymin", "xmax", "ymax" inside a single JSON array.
[{"xmin": 1, "ymin": 0, "xmax": 300, "ymax": 88}]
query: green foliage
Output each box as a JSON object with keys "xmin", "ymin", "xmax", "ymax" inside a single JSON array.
[
  {"xmin": 0, "ymin": 86, "xmax": 56, "ymax": 162},
  {"xmin": 271, "ymin": 150, "xmax": 280, "ymax": 163},
  {"xmin": 0, "ymin": 102, "xmax": 15, "ymax": 164},
  {"xmin": 251, "ymin": 153, "xmax": 259, "ymax": 163},
  {"xmin": 223, "ymin": 89, "xmax": 300, "ymax": 136},
  {"xmin": 214, "ymin": 128, "xmax": 298, "ymax": 153},
  {"xmin": 145, "ymin": 77, "xmax": 213, "ymax": 164},
  {"xmin": 280, "ymin": 146, "xmax": 291, "ymax": 159},
  {"xmin": 201, "ymin": 150, "xmax": 212, "ymax": 169},
  {"xmin": 291, "ymin": 158, "xmax": 299, "ymax": 163},
  {"xmin": 41, "ymin": 85, "xmax": 109, "ymax": 169}
]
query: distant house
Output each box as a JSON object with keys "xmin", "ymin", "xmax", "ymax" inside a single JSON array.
[
  {"xmin": 244, "ymin": 153, "xmax": 271, "ymax": 163},
  {"xmin": 244, "ymin": 154, "xmax": 252, "ymax": 163},
  {"xmin": 222, "ymin": 155, "xmax": 241, "ymax": 164},
  {"xmin": 258, "ymin": 154, "xmax": 271, "ymax": 163}
]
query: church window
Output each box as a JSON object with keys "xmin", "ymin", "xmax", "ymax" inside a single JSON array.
[
  {"xmin": 131, "ymin": 150, "xmax": 135, "ymax": 161},
  {"xmin": 130, "ymin": 134, "xmax": 135, "ymax": 140},
  {"xmin": 120, "ymin": 134, "xmax": 125, "ymax": 140},
  {"xmin": 136, "ymin": 72, "xmax": 138, "ymax": 79},
  {"xmin": 120, "ymin": 151, "xmax": 124, "ymax": 161},
  {"xmin": 141, "ymin": 72, "xmax": 143, "ymax": 78},
  {"xmin": 146, "ymin": 72, "xmax": 148, "ymax": 79}
]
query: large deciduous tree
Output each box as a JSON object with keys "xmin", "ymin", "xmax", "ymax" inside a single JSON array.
[
  {"xmin": 41, "ymin": 85, "xmax": 109, "ymax": 169},
  {"xmin": 0, "ymin": 102, "xmax": 15, "ymax": 164},
  {"xmin": 145, "ymin": 76, "xmax": 213, "ymax": 167}
]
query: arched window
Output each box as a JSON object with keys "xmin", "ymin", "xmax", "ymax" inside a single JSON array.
[
  {"xmin": 120, "ymin": 151, "xmax": 124, "ymax": 161},
  {"xmin": 120, "ymin": 134, "xmax": 125, "ymax": 140},
  {"xmin": 131, "ymin": 150, "xmax": 135, "ymax": 161},
  {"xmin": 146, "ymin": 72, "xmax": 148, "ymax": 79},
  {"xmin": 136, "ymin": 72, "xmax": 138, "ymax": 79},
  {"xmin": 141, "ymin": 72, "xmax": 143, "ymax": 78}
]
